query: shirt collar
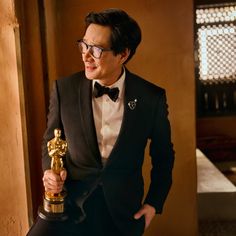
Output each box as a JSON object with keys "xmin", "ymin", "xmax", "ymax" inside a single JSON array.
[{"xmin": 92, "ymin": 68, "xmax": 126, "ymax": 100}]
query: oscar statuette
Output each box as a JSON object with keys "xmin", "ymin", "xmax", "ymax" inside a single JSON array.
[{"xmin": 38, "ymin": 128, "xmax": 68, "ymax": 221}]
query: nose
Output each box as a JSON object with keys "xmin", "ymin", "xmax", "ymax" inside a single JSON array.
[{"xmin": 82, "ymin": 48, "xmax": 94, "ymax": 62}]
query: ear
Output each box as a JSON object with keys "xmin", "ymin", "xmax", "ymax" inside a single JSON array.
[{"xmin": 119, "ymin": 48, "xmax": 130, "ymax": 64}]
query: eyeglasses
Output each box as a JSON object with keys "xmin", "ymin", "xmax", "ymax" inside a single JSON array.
[{"xmin": 77, "ymin": 40, "xmax": 112, "ymax": 59}]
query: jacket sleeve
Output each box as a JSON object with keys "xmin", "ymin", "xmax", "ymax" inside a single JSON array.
[
  {"xmin": 42, "ymin": 81, "xmax": 64, "ymax": 171},
  {"xmin": 144, "ymin": 90, "xmax": 175, "ymax": 214}
]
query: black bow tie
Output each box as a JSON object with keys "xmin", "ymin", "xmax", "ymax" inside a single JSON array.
[{"xmin": 93, "ymin": 82, "xmax": 119, "ymax": 102}]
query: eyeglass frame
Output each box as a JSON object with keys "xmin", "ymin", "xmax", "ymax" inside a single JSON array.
[{"xmin": 77, "ymin": 39, "xmax": 112, "ymax": 59}]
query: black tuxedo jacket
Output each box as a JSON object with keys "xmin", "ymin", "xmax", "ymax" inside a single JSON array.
[{"xmin": 42, "ymin": 70, "xmax": 174, "ymax": 235}]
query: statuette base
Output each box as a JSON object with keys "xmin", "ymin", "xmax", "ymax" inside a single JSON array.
[{"xmin": 38, "ymin": 205, "xmax": 68, "ymax": 221}]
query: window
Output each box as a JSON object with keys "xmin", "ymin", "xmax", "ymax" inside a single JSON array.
[{"xmin": 195, "ymin": 3, "xmax": 236, "ymax": 116}]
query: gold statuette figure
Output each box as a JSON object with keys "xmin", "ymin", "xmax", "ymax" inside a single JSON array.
[{"xmin": 38, "ymin": 128, "xmax": 68, "ymax": 221}]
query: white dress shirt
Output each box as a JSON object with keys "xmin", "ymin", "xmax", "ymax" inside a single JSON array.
[{"xmin": 92, "ymin": 69, "xmax": 125, "ymax": 164}]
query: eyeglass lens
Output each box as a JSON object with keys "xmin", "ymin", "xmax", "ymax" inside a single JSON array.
[{"xmin": 78, "ymin": 41, "xmax": 102, "ymax": 59}]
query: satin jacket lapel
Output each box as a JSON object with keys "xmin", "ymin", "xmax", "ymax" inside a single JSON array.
[{"xmin": 78, "ymin": 76, "xmax": 102, "ymax": 164}]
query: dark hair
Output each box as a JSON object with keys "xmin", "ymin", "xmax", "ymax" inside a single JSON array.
[{"xmin": 85, "ymin": 8, "xmax": 141, "ymax": 63}]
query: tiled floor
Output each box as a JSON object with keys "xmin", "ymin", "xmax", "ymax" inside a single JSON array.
[{"xmin": 197, "ymin": 149, "xmax": 236, "ymax": 236}]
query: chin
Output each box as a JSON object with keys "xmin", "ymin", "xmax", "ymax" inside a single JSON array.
[{"xmin": 85, "ymin": 70, "xmax": 97, "ymax": 80}]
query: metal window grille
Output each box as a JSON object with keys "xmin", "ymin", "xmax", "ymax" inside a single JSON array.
[
  {"xmin": 195, "ymin": 3, "xmax": 236, "ymax": 116},
  {"xmin": 196, "ymin": 5, "xmax": 236, "ymax": 84}
]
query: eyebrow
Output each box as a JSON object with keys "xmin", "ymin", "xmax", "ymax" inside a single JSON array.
[{"xmin": 82, "ymin": 38, "xmax": 107, "ymax": 49}]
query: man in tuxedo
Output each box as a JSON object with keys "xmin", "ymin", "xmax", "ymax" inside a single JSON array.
[{"xmin": 27, "ymin": 8, "xmax": 174, "ymax": 236}]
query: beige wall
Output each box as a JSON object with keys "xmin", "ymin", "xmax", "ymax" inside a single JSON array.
[
  {"xmin": 44, "ymin": 1, "xmax": 198, "ymax": 236},
  {"xmin": 15, "ymin": 0, "xmax": 47, "ymax": 218},
  {"xmin": 0, "ymin": 0, "xmax": 30, "ymax": 234}
]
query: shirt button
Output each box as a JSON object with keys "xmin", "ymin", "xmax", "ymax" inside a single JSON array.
[{"xmin": 103, "ymin": 125, "xmax": 110, "ymax": 133}]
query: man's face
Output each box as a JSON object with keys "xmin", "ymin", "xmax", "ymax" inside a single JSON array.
[{"xmin": 82, "ymin": 24, "xmax": 126, "ymax": 86}]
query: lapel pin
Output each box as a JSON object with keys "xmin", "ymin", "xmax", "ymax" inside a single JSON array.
[{"xmin": 128, "ymin": 99, "xmax": 137, "ymax": 110}]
